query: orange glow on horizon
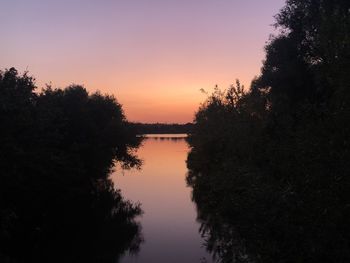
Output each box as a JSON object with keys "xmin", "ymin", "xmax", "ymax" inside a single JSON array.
[
  {"xmin": 1, "ymin": 0, "xmax": 285, "ymax": 123},
  {"xmin": 32, "ymin": 72, "xmax": 257, "ymax": 123}
]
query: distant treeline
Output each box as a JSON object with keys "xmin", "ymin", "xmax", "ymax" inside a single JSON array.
[
  {"xmin": 187, "ymin": 1, "xmax": 350, "ymax": 262},
  {"xmin": 130, "ymin": 122, "xmax": 193, "ymax": 134},
  {"xmin": 0, "ymin": 68, "xmax": 143, "ymax": 262}
]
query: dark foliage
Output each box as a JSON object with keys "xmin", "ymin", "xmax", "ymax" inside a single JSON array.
[
  {"xmin": 131, "ymin": 122, "xmax": 193, "ymax": 134},
  {"xmin": 187, "ymin": 1, "xmax": 350, "ymax": 262},
  {"xmin": 0, "ymin": 68, "xmax": 143, "ymax": 262}
]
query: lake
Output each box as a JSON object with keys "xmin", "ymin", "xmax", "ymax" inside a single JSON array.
[{"xmin": 111, "ymin": 134, "xmax": 214, "ymax": 263}]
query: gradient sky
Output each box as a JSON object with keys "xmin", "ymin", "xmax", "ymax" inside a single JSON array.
[{"xmin": 1, "ymin": 0, "xmax": 285, "ymax": 123}]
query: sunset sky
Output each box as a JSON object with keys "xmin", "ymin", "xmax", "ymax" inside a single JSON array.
[{"xmin": 1, "ymin": 0, "xmax": 285, "ymax": 123}]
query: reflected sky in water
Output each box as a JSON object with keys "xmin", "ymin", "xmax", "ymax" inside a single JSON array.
[{"xmin": 111, "ymin": 135, "xmax": 213, "ymax": 263}]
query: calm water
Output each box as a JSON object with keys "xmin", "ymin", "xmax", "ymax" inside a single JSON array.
[{"xmin": 111, "ymin": 134, "xmax": 213, "ymax": 263}]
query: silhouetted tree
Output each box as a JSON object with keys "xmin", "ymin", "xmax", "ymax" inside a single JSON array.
[
  {"xmin": 0, "ymin": 68, "xmax": 143, "ymax": 263},
  {"xmin": 187, "ymin": 1, "xmax": 350, "ymax": 262}
]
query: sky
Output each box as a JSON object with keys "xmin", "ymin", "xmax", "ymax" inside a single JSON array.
[{"xmin": 1, "ymin": 0, "xmax": 285, "ymax": 123}]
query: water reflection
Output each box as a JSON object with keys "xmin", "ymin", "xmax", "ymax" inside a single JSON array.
[
  {"xmin": 187, "ymin": 141, "xmax": 350, "ymax": 262},
  {"xmin": 112, "ymin": 135, "xmax": 213, "ymax": 263},
  {"xmin": 187, "ymin": 169, "xmax": 252, "ymax": 263},
  {"xmin": 1, "ymin": 172, "xmax": 143, "ymax": 263}
]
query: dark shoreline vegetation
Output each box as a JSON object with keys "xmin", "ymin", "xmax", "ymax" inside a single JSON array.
[
  {"xmin": 1, "ymin": 0, "xmax": 349, "ymax": 262},
  {"xmin": 0, "ymin": 68, "xmax": 144, "ymax": 262},
  {"xmin": 187, "ymin": 0, "xmax": 349, "ymax": 262},
  {"xmin": 131, "ymin": 122, "xmax": 193, "ymax": 135}
]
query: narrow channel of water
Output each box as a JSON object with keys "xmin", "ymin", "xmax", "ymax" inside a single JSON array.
[{"xmin": 111, "ymin": 134, "xmax": 213, "ymax": 263}]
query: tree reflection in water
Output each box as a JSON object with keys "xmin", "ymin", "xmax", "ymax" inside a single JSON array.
[{"xmin": 187, "ymin": 170, "xmax": 255, "ymax": 263}]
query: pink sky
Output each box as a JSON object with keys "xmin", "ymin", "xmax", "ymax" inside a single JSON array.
[{"xmin": 1, "ymin": 0, "xmax": 285, "ymax": 123}]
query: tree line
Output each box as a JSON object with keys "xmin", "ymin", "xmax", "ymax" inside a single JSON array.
[
  {"xmin": 187, "ymin": 0, "xmax": 350, "ymax": 262},
  {"xmin": 0, "ymin": 68, "xmax": 143, "ymax": 262},
  {"xmin": 131, "ymin": 122, "xmax": 193, "ymax": 134}
]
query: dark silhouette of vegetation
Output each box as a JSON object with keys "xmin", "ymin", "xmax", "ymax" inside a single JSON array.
[
  {"xmin": 148, "ymin": 136, "xmax": 187, "ymax": 141},
  {"xmin": 187, "ymin": 1, "xmax": 350, "ymax": 262},
  {"xmin": 131, "ymin": 122, "xmax": 193, "ymax": 134},
  {"xmin": 0, "ymin": 68, "xmax": 143, "ymax": 262}
]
